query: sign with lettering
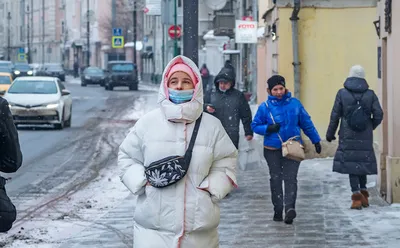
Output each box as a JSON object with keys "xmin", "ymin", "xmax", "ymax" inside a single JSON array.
[{"xmin": 235, "ymin": 20, "xmax": 258, "ymax": 44}]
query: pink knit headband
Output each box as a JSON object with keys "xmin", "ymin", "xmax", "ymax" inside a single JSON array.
[{"xmin": 167, "ymin": 63, "xmax": 198, "ymax": 85}]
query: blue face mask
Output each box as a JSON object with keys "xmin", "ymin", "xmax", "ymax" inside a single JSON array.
[{"xmin": 168, "ymin": 88, "xmax": 194, "ymax": 104}]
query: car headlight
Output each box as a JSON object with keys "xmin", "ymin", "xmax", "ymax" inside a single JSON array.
[
  {"xmin": 46, "ymin": 103, "xmax": 59, "ymax": 109},
  {"xmin": 85, "ymin": 75, "xmax": 90, "ymax": 79},
  {"xmin": 14, "ymin": 70, "xmax": 20, "ymax": 75},
  {"xmin": 27, "ymin": 71, "xmax": 33, "ymax": 75}
]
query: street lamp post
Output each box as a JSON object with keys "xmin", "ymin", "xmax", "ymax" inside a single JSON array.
[
  {"xmin": 26, "ymin": 6, "xmax": 31, "ymax": 63},
  {"xmin": 173, "ymin": 0, "xmax": 178, "ymax": 56},
  {"xmin": 132, "ymin": 0, "xmax": 138, "ymax": 80},
  {"xmin": 183, "ymin": 0, "xmax": 198, "ymax": 65},
  {"xmin": 86, "ymin": 0, "xmax": 90, "ymax": 67},
  {"xmin": 7, "ymin": 12, "xmax": 11, "ymax": 61}
]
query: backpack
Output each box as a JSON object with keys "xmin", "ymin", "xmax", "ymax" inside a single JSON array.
[
  {"xmin": 0, "ymin": 177, "xmax": 16, "ymax": 232},
  {"xmin": 345, "ymin": 91, "xmax": 370, "ymax": 132}
]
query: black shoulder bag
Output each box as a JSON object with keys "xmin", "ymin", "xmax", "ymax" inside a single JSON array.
[{"xmin": 145, "ymin": 114, "xmax": 202, "ymax": 188}]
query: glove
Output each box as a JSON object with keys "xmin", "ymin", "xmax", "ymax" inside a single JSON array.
[
  {"xmin": 326, "ymin": 135, "xmax": 336, "ymax": 142},
  {"xmin": 266, "ymin": 123, "xmax": 281, "ymax": 133},
  {"xmin": 314, "ymin": 142, "xmax": 322, "ymax": 154}
]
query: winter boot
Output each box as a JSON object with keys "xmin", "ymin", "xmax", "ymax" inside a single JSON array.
[
  {"xmin": 273, "ymin": 211, "xmax": 283, "ymax": 222},
  {"xmin": 351, "ymin": 193, "xmax": 363, "ymax": 210},
  {"xmin": 360, "ymin": 190, "xmax": 369, "ymax": 207},
  {"xmin": 284, "ymin": 208, "xmax": 296, "ymax": 224}
]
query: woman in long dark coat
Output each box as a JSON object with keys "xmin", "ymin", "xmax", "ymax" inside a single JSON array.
[{"xmin": 326, "ymin": 65, "xmax": 383, "ymax": 210}]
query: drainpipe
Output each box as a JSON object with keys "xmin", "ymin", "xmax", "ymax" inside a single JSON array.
[{"xmin": 290, "ymin": 0, "xmax": 301, "ymax": 99}]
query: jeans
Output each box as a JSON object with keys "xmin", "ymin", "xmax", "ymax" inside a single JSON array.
[
  {"xmin": 264, "ymin": 148, "xmax": 300, "ymax": 213},
  {"xmin": 349, "ymin": 174, "xmax": 367, "ymax": 193}
]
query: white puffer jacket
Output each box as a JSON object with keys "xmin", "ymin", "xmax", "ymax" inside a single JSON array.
[{"xmin": 118, "ymin": 56, "xmax": 238, "ymax": 248}]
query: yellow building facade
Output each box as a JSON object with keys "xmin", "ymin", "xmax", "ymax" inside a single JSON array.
[{"xmin": 261, "ymin": 0, "xmax": 379, "ymax": 157}]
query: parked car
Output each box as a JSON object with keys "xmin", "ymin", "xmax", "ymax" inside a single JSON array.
[
  {"xmin": 81, "ymin": 67, "xmax": 106, "ymax": 87},
  {"xmin": 104, "ymin": 61, "xmax": 138, "ymax": 91},
  {"xmin": 40, "ymin": 63, "xmax": 66, "ymax": 81},
  {"xmin": 13, "ymin": 63, "xmax": 33, "ymax": 78},
  {"xmin": 0, "ymin": 72, "xmax": 13, "ymax": 95},
  {"xmin": 4, "ymin": 76, "xmax": 72, "ymax": 129}
]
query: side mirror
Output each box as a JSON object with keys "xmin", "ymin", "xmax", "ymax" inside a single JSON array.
[
  {"xmin": 61, "ymin": 90, "xmax": 70, "ymax": 96},
  {"xmin": 0, "ymin": 90, "xmax": 6, "ymax": 95}
]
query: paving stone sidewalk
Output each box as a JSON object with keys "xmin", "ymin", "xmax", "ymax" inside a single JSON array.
[{"xmin": 59, "ymin": 155, "xmax": 400, "ymax": 248}]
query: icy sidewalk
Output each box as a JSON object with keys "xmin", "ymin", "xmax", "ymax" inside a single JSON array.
[
  {"xmin": 219, "ymin": 158, "xmax": 400, "ymax": 248},
  {"xmin": 56, "ymin": 160, "xmax": 400, "ymax": 247}
]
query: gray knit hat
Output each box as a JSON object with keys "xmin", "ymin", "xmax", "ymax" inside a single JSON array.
[{"xmin": 348, "ymin": 65, "xmax": 365, "ymax": 79}]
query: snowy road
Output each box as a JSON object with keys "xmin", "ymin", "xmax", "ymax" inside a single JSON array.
[{"xmin": 0, "ymin": 77, "xmax": 159, "ymax": 247}]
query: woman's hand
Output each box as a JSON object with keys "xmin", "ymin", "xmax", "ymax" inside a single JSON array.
[
  {"xmin": 266, "ymin": 123, "xmax": 280, "ymax": 133},
  {"xmin": 314, "ymin": 142, "xmax": 322, "ymax": 154},
  {"xmin": 206, "ymin": 106, "xmax": 215, "ymax": 113}
]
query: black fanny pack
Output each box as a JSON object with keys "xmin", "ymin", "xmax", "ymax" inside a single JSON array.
[{"xmin": 145, "ymin": 115, "xmax": 202, "ymax": 188}]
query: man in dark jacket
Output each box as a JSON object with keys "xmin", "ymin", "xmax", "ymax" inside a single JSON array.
[
  {"xmin": 204, "ymin": 66, "xmax": 253, "ymax": 149},
  {"xmin": 326, "ymin": 65, "xmax": 383, "ymax": 210},
  {"xmin": 0, "ymin": 97, "xmax": 23, "ymax": 232}
]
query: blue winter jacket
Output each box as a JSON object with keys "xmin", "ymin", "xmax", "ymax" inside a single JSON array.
[{"xmin": 251, "ymin": 92, "xmax": 321, "ymax": 149}]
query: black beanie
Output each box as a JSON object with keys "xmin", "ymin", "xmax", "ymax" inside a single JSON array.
[{"xmin": 267, "ymin": 75, "xmax": 286, "ymax": 90}]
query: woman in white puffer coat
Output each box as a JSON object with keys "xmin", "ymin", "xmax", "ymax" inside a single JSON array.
[{"xmin": 118, "ymin": 55, "xmax": 238, "ymax": 248}]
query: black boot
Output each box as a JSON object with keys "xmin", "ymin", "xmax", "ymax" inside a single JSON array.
[
  {"xmin": 284, "ymin": 208, "xmax": 296, "ymax": 224},
  {"xmin": 273, "ymin": 211, "xmax": 283, "ymax": 221}
]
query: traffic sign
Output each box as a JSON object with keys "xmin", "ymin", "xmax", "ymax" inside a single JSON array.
[
  {"xmin": 19, "ymin": 47, "xmax": 25, "ymax": 53},
  {"xmin": 112, "ymin": 36, "xmax": 124, "ymax": 48},
  {"xmin": 168, "ymin": 25, "xmax": 182, "ymax": 39},
  {"xmin": 113, "ymin": 28, "xmax": 122, "ymax": 36},
  {"xmin": 17, "ymin": 53, "xmax": 26, "ymax": 61}
]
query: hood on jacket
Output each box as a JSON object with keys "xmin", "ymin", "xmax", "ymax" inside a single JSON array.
[
  {"xmin": 158, "ymin": 55, "xmax": 203, "ymax": 123},
  {"xmin": 214, "ymin": 67, "xmax": 236, "ymax": 92},
  {"xmin": 344, "ymin": 77, "xmax": 369, "ymax": 93}
]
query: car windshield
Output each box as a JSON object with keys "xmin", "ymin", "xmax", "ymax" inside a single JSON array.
[
  {"xmin": 85, "ymin": 67, "xmax": 103, "ymax": 75},
  {"xmin": 14, "ymin": 64, "xmax": 31, "ymax": 70},
  {"xmin": 0, "ymin": 62, "xmax": 12, "ymax": 68},
  {"xmin": 0, "ymin": 75, "xmax": 11, "ymax": 85},
  {"xmin": 8, "ymin": 80, "xmax": 58, "ymax": 94},
  {"xmin": 111, "ymin": 64, "xmax": 133, "ymax": 72},
  {"xmin": 0, "ymin": 67, "xmax": 12, "ymax": 73}
]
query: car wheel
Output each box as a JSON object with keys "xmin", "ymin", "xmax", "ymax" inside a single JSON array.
[
  {"xmin": 64, "ymin": 107, "xmax": 72, "ymax": 128},
  {"xmin": 54, "ymin": 109, "xmax": 65, "ymax": 130},
  {"xmin": 129, "ymin": 84, "xmax": 138, "ymax": 91},
  {"xmin": 81, "ymin": 82, "xmax": 87, "ymax": 87},
  {"xmin": 100, "ymin": 81, "xmax": 105, "ymax": 87}
]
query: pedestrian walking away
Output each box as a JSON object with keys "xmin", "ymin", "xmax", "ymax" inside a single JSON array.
[
  {"xmin": 0, "ymin": 96, "xmax": 23, "ymax": 232},
  {"xmin": 251, "ymin": 75, "xmax": 321, "ymax": 224},
  {"xmin": 326, "ymin": 65, "xmax": 383, "ymax": 210},
  {"xmin": 118, "ymin": 55, "xmax": 238, "ymax": 248},
  {"xmin": 204, "ymin": 65, "xmax": 253, "ymax": 149}
]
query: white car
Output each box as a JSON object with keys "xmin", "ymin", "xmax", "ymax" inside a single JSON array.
[{"xmin": 4, "ymin": 77, "xmax": 72, "ymax": 129}]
